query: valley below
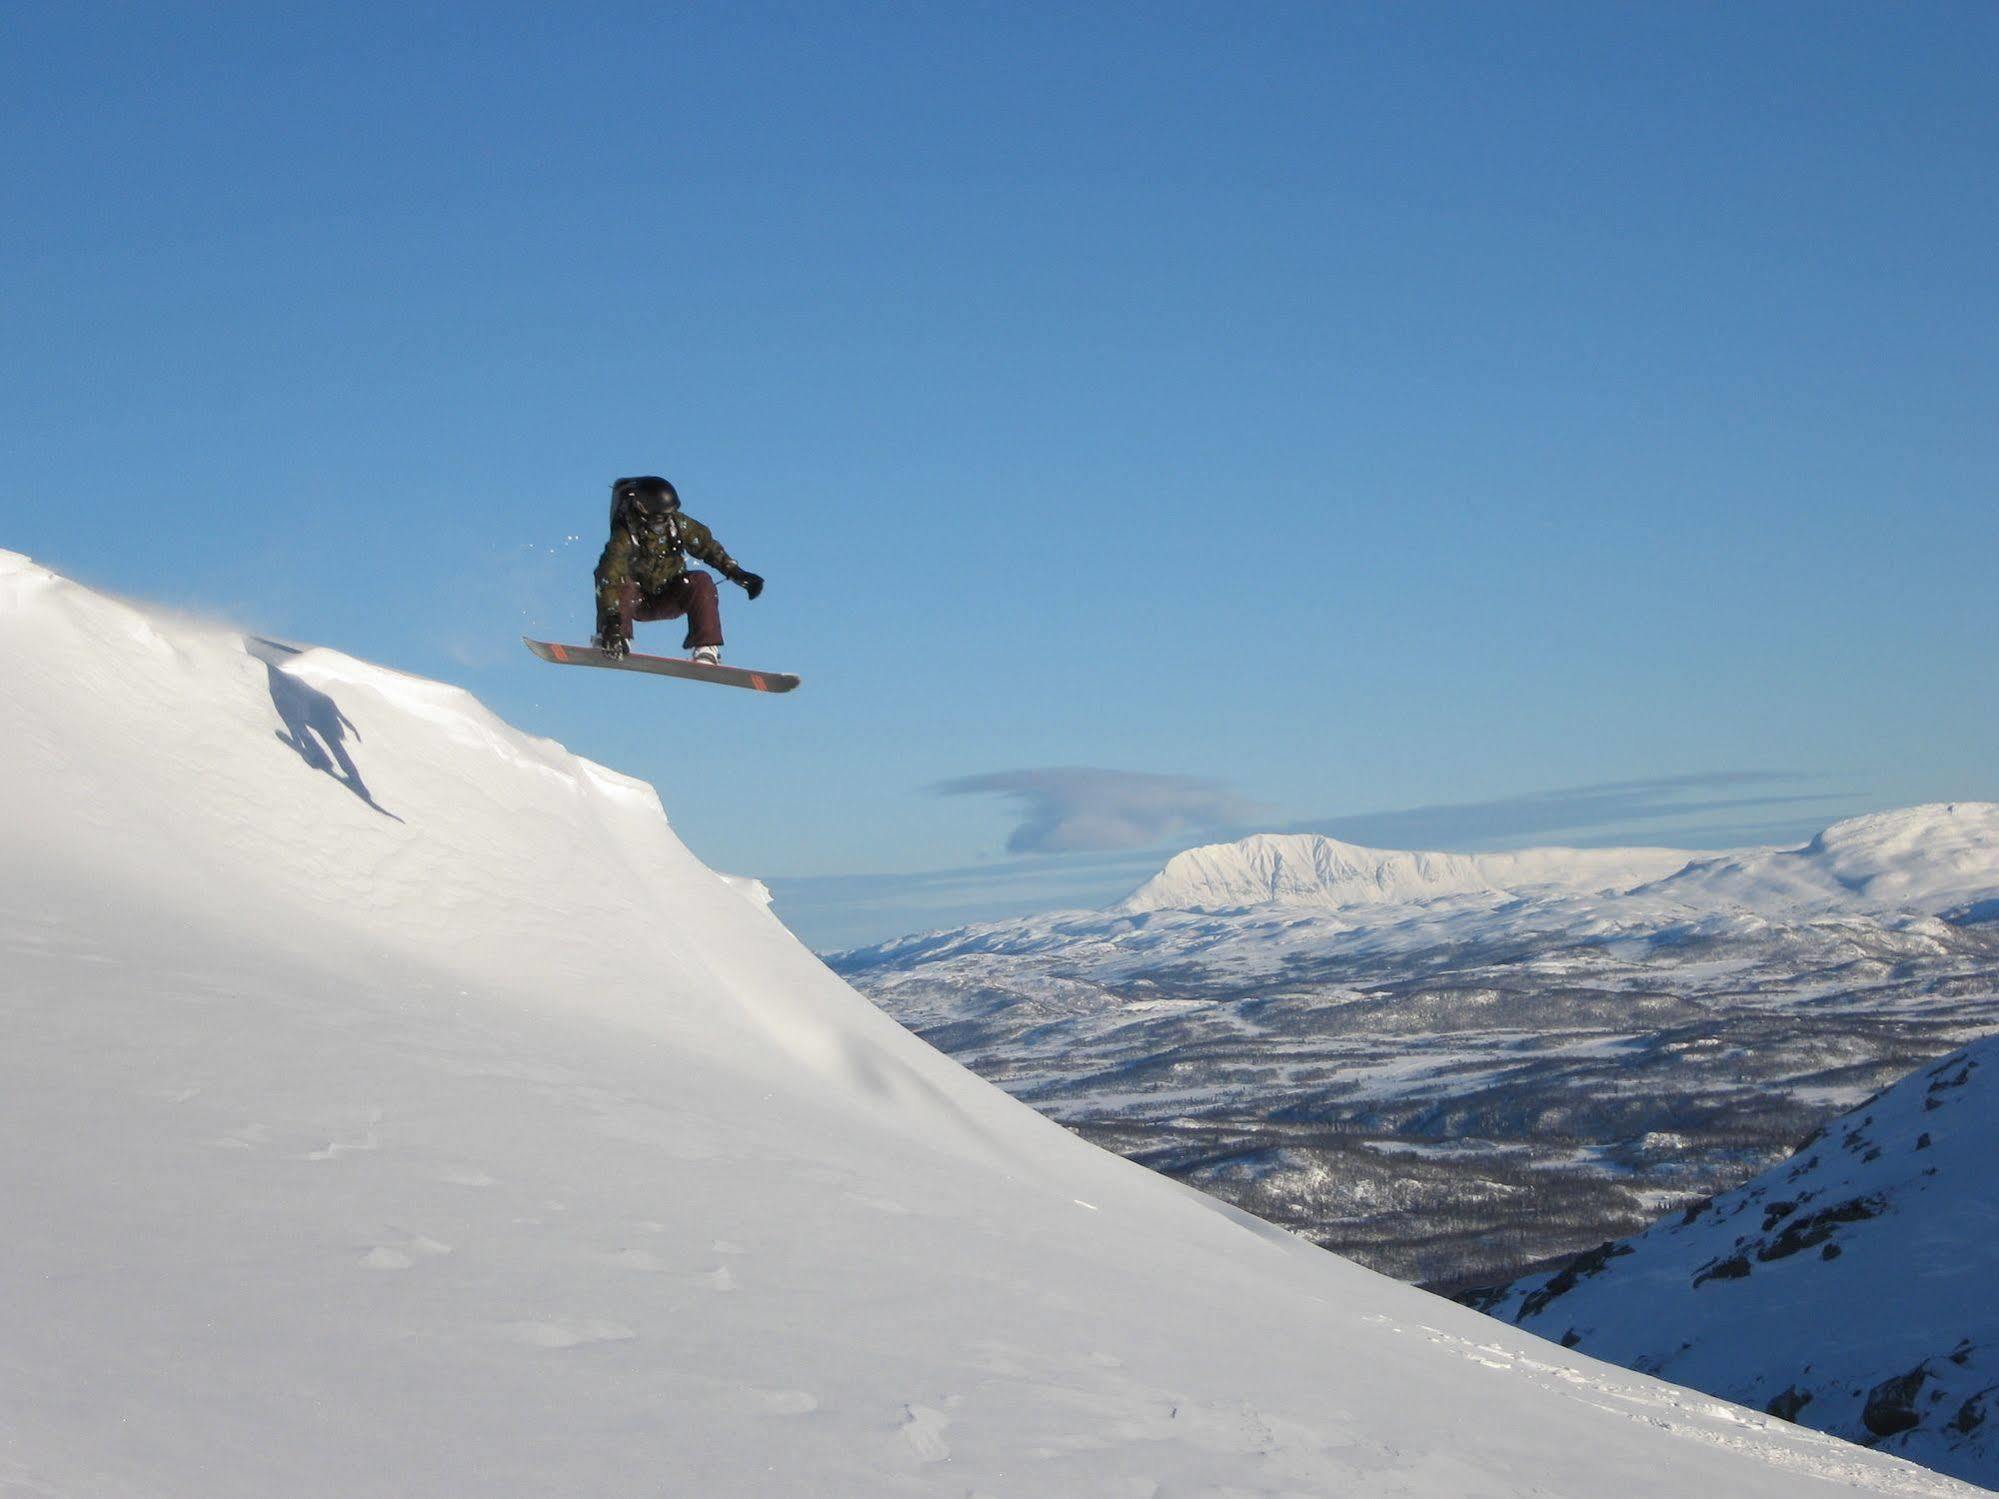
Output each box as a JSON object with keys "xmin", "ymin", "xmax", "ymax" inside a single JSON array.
[{"xmin": 834, "ymin": 819, "xmax": 1999, "ymax": 1290}]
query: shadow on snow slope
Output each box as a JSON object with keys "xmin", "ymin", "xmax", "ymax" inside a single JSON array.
[{"xmin": 0, "ymin": 547, "xmax": 1978, "ymax": 1499}]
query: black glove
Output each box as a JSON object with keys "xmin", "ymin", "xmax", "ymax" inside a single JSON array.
[
  {"xmin": 729, "ymin": 567, "xmax": 765, "ymax": 601},
  {"xmin": 595, "ymin": 628, "xmax": 629, "ymax": 660}
]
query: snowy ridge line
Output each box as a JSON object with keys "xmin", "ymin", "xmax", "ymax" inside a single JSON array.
[
  {"xmin": 1112, "ymin": 811, "xmax": 1999, "ymax": 924},
  {"xmin": 0, "ymin": 548, "xmax": 1000, "ymax": 1126},
  {"xmin": 834, "ymin": 805, "xmax": 1999, "ymax": 975},
  {"xmin": 1116, "ymin": 831, "xmax": 1696, "ymax": 915},
  {"xmin": 0, "ymin": 547, "xmax": 1983, "ymax": 1497}
]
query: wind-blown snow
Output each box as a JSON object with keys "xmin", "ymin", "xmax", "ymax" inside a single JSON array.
[{"xmin": 0, "ymin": 549, "xmax": 1977, "ymax": 1497}]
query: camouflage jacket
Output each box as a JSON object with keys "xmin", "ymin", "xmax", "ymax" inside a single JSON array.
[{"xmin": 593, "ymin": 510, "xmax": 739, "ymax": 627}]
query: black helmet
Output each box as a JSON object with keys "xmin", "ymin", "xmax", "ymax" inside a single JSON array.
[{"xmin": 610, "ymin": 475, "xmax": 679, "ymax": 528}]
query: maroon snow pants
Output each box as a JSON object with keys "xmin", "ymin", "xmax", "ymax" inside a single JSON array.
[{"xmin": 616, "ymin": 572, "xmax": 723, "ymax": 650}]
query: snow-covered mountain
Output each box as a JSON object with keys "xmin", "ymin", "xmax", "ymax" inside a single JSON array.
[
  {"xmin": 1464, "ymin": 1035, "xmax": 1999, "ymax": 1490},
  {"xmin": 1635, "ymin": 805, "xmax": 1999, "ymax": 922},
  {"xmin": 10, "ymin": 547, "xmax": 1974, "ymax": 1496},
  {"xmin": 836, "ymin": 819, "xmax": 1999, "ymax": 1291},
  {"xmin": 1116, "ymin": 832, "xmax": 1692, "ymax": 914}
]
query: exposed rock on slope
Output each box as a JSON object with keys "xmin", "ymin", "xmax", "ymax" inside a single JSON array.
[{"xmin": 1464, "ymin": 1036, "xmax": 1999, "ymax": 1490}]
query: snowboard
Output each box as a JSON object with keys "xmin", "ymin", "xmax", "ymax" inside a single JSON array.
[{"xmin": 522, "ymin": 637, "xmax": 800, "ymax": 694}]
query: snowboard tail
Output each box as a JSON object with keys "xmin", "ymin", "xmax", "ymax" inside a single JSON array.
[{"xmin": 523, "ymin": 638, "xmax": 800, "ymax": 694}]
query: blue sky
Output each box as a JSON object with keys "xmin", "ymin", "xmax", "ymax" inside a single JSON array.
[{"xmin": 6, "ymin": 3, "xmax": 1995, "ymax": 949}]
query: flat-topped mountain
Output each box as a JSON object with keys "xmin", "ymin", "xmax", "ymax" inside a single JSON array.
[
  {"xmin": 837, "ymin": 807, "xmax": 1999, "ymax": 1292},
  {"xmin": 1115, "ymin": 831, "xmax": 1692, "ymax": 914}
]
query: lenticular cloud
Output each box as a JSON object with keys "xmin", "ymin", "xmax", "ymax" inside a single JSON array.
[{"xmin": 936, "ymin": 765, "xmax": 1269, "ymax": 853}]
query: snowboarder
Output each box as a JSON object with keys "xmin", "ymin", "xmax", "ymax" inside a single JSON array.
[{"xmin": 592, "ymin": 476, "xmax": 765, "ymax": 665}]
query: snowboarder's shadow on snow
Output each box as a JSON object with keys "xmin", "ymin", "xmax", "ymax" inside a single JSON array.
[{"xmin": 247, "ymin": 638, "xmax": 402, "ymax": 822}]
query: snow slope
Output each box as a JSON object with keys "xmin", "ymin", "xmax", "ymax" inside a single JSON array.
[
  {"xmin": 1468, "ymin": 1035, "xmax": 1999, "ymax": 1490},
  {"xmin": 1634, "ymin": 804, "xmax": 1999, "ymax": 921},
  {"xmin": 0, "ymin": 548, "xmax": 1977, "ymax": 1498},
  {"xmin": 1117, "ymin": 832, "xmax": 1693, "ymax": 914}
]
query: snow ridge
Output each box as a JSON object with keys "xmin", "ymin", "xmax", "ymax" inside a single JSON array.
[
  {"xmin": 0, "ymin": 549, "xmax": 1980, "ymax": 1498},
  {"xmin": 1635, "ymin": 803, "xmax": 1999, "ymax": 920},
  {"xmin": 1113, "ymin": 812, "xmax": 1999, "ymax": 923}
]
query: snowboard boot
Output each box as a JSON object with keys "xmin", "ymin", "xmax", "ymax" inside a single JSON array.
[{"xmin": 690, "ymin": 645, "xmax": 722, "ymax": 667}]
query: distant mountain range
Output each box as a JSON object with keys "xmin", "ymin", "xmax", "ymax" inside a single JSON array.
[
  {"xmin": 834, "ymin": 805, "xmax": 1999, "ymax": 1289},
  {"xmin": 1462, "ymin": 1033, "xmax": 1998, "ymax": 1490}
]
